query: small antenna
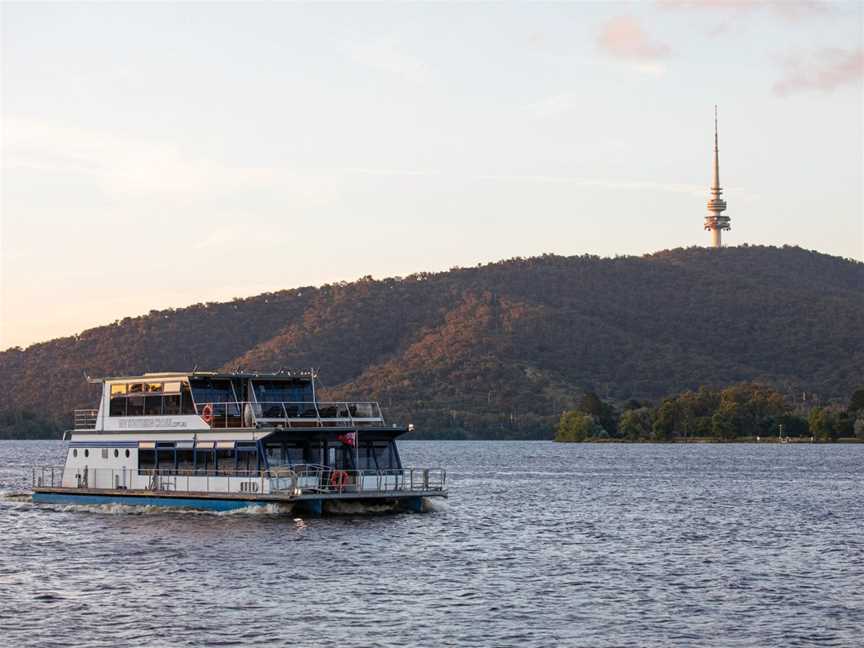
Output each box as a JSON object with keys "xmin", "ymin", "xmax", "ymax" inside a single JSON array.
[{"xmin": 714, "ymin": 104, "xmax": 719, "ymax": 150}]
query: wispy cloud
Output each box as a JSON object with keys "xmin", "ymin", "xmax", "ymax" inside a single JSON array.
[
  {"xmin": 474, "ymin": 173, "xmax": 707, "ymax": 197},
  {"xmin": 597, "ymin": 16, "xmax": 671, "ymax": 64},
  {"xmin": 657, "ymin": 0, "xmax": 833, "ymax": 20},
  {"xmin": 2, "ymin": 117, "xmax": 337, "ymax": 207},
  {"xmin": 526, "ymin": 92, "xmax": 584, "ymax": 119},
  {"xmin": 774, "ymin": 48, "xmax": 864, "ymax": 96},
  {"xmin": 349, "ymin": 39, "xmax": 428, "ymax": 83},
  {"xmin": 340, "ymin": 167, "xmax": 441, "ymax": 178}
]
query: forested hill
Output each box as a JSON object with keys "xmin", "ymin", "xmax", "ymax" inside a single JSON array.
[{"xmin": 2, "ymin": 245, "xmax": 862, "ymax": 439}]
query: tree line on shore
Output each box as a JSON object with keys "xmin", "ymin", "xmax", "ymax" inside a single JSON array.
[{"xmin": 554, "ymin": 383, "xmax": 864, "ymax": 443}]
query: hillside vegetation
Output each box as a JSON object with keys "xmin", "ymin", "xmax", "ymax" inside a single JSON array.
[{"xmin": 1, "ymin": 245, "xmax": 862, "ymax": 439}]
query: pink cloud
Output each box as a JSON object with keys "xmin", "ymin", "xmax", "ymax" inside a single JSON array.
[
  {"xmin": 774, "ymin": 48, "xmax": 864, "ymax": 96},
  {"xmin": 597, "ymin": 16, "xmax": 671, "ymax": 61}
]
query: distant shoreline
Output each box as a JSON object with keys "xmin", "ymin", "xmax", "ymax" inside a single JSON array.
[
  {"xmin": 3, "ymin": 436, "xmax": 863, "ymax": 443},
  {"xmin": 555, "ymin": 436, "xmax": 863, "ymax": 444}
]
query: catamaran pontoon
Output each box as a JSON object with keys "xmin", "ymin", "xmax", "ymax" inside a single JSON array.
[{"xmin": 31, "ymin": 370, "xmax": 446, "ymax": 514}]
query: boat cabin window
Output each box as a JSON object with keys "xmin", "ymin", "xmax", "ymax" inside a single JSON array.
[
  {"xmin": 236, "ymin": 445, "xmax": 259, "ymax": 472},
  {"xmin": 355, "ymin": 442, "xmax": 398, "ymax": 470},
  {"xmin": 329, "ymin": 441, "xmax": 399, "ymax": 471},
  {"xmin": 109, "ymin": 380, "xmax": 196, "ymax": 417},
  {"xmin": 190, "ymin": 378, "xmax": 237, "ymax": 406},
  {"xmin": 174, "ymin": 450, "xmax": 191, "ymax": 470},
  {"xmin": 139, "ymin": 449, "xmax": 156, "ymax": 469},
  {"xmin": 252, "ymin": 380, "xmax": 314, "ymax": 405},
  {"xmin": 264, "ymin": 442, "xmax": 311, "ymax": 468},
  {"xmin": 138, "ymin": 443, "xmax": 261, "ymax": 473}
]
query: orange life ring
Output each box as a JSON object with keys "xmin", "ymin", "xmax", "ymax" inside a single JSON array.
[
  {"xmin": 201, "ymin": 404, "xmax": 213, "ymax": 424},
  {"xmin": 330, "ymin": 470, "xmax": 349, "ymax": 489}
]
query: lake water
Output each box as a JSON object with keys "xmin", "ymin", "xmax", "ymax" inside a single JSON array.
[{"xmin": 1, "ymin": 440, "xmax": 862, "ymax": 647}]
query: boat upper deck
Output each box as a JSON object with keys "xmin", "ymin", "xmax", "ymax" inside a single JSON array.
[{"xmin": 72, "ymin": 370, "xmax": 389, "ymax": 434}]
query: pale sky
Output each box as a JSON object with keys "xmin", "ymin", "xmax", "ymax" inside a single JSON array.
[{"xmin": 1, "ymin": 1, "xmax": 862, "ymax": 350}]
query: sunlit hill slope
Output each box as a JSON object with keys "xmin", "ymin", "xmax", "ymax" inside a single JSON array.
[{"xmin": 1, "ymin": 245, "xmax": 861, "ymax": 439}]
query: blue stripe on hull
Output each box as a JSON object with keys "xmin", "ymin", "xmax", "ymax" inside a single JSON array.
[{"xmin": 32, "ymin": 492, "xmax": 267, "ymax": 512}]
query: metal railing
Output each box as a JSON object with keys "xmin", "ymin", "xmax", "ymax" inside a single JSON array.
[
  {"xmin": 31, "ymin": 465, "xmax": 446, "ymax": 497},
  {"xmin": 70, "ymin": 401, "xmax": 385, "ymax": 430},
  {"xmin": 32, "ymin": 466, "xmax": 65, "ymax": 488},
  {"xmin": 199, "ymin": 401, "xmax": 384, "ymax": 428},
  {"xmin": 73, "ymin": 409, "xmax": 98, "ymax": 430},
  {"xmin": 269, "ymin": 466, "xmax": 447, "ymax": 495}
]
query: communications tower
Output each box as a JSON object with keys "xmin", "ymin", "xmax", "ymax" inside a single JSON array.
[{"xmin": 704, "ymin": 106, "xmax": 730, "ymax": 247}]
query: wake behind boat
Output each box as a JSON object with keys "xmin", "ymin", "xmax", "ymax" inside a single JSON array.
[{"xmin": 31, "ymin": 370, "xmax": 446, "ymax": 515}]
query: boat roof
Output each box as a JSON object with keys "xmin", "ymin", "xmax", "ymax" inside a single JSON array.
[{"xmin": 90, "ymin": 369, "xmax": 317, "ymax": 384}]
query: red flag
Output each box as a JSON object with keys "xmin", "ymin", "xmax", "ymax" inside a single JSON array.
[{"xmin": 337, "ymin": 432, "xmax": 356, "ymax": 447}]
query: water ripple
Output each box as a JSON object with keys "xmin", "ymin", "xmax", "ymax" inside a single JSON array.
[{"xmin": 0, "ymin": 440, "xmax": 863, "ymax": 647}]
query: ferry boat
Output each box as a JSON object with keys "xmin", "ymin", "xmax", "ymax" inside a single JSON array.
[{"xmin": 31, "ymin": 370, "xmax": 446, "ymax": 514}]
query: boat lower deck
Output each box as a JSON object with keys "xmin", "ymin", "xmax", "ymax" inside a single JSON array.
[{"xmin": 32, "ymin": 486, "xmax": 445, "ymax": 514}]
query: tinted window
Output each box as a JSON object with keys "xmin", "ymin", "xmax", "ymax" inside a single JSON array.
[
  {"xmin": 176, "ymin": 449, "xmax": 194, "ymax": 471},
  {"xmin": 127, "ymin": 395, "xmax": 145, "ymax": 416},
  {"xmin": 190, "ymin": 379, "xmax": 235, "ymax": 406},
  {"xmin": 252, "ymin": 380, "xmax": 314, "ymax": 404},
  {"xmin": 156, "ymin": 449, "xmax": 175, "ymax": 469},
  {"xmin": 109, "ymin": 397, "xmax": 127, "ymax": 417},
  {"xmin": 372, "ymin": 443, "xmax": 396, "ymax": 470},
  {"xmin": 195, "ymin": 450, "xmax": 212, "ymax": 470},
  {"xmin": 144, "ymin": 395, "xmax": 163, "ymax": 416},
  {"xmin": 216, "ymin": 449, "xmax": 236, "ymax": 471},
  {"xmin": 139, "ymin": 449, "xmax": 156, "ymax": 469},
  {"xmin": 163, "ymin": 394, "xmax": 181, "ymax": 415},
  {"xmin": 237, "ymin": 448, "xmax": 258, "ymax": 472}
]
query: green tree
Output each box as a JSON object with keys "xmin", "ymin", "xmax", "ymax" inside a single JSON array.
[
  {"xmin": 619, "ymin": 407, "xmax": 654, "ymax": 441},
  {"xmin": 578, "ymin": 392, "xmax": 619, "ymax": 435},
  {"xmin": 718, "ymin": 383, "xmax": 786, "ymax": 438},
  {"xmin": 808, "ymin": 407, "xmax": 836, "ymax": 442},
  {"xmin": 711, "ymin": 408, "xmax": 738, "ymax": 441},
  {"xmin": 773, "ymin": 413, "xmax": 809, "ymax": 438},
  {"xmin": 652, "ymin": 400, "xmax": 677, "ymax": 441},
  {"xmin": 554, "ymin": 411, "xmax": 605, "ymax": 442}
]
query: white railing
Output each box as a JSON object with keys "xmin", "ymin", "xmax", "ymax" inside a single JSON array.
[
  {"xmin": 197, "ymin": 401, "xmax": 384, "ymax": 428},
  {"xmin": 32, "ymin": 465, "xmax": 65, "ymax": 488},
  {"xmin": 31, "ymin": 465, "xmax": 446, "ymax": 496},
  {"xmin": 73, "ymin": 409, "xmax": 98, "ymax": 430}
]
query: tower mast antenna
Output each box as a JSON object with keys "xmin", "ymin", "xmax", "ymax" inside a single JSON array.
[{"xmin": 704, "ymin": 105, "xmax": 730, "ymax": 247}]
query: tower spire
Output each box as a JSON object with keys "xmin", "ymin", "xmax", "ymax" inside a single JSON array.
[
  {"xmin": 712, "ymin": 104, "xmax": 720, "ymax": 190},
  {"xmin": 704, "ymin": 105, "xmax": 729, "ymax": 247}
]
